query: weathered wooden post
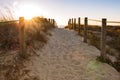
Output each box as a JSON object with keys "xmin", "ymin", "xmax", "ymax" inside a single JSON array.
[
  {"xmin": 68, "ymin": 19, "xmax": 69, "ymax": 24},
  {"xmin": 44, "ymin": 18, "xmax": 47, "ymax": 22},
  {"xmin": 52, "ymin": 19, "xmax": 53, "ymax": 24},
  {"xmin": 74, "ymin": 18, "xmax": 76, "ymax": 30},
  {"xmin": 48, "ymin": 18, "xmax": 50, "ymax": 23},
  {"xmin": 83, "ymin": 17, "xmax": 88, "ymax": 43},
  {"xmin": 19, "ymin": 17, "xmax": 26, "ymax": 57},
  {"xmin": 68, "ymin": 19, "xmax": 70, "ymax": 29},
  {"xmin": 70, "ymin": 19, "xmax": 72, "ymax": 29},
  {"xmin": 72, "ymin": 18, "xmax": 73, "ymax": 29},
  {"xmin": 53, "ymin": 19, "xmax": 55, "ymax": 26},
  {"xmin": 78, "ymin": 17, "xmax": 81, "ymax": 34},
  {"xmin": 50, "ymin": 19, "xmax": 52, "ymax": 24},
  {"xmin": 52, "ymin": 19, "xmax": 54, "ymax": 25},
  {"xmin": 100, "ymin": 18, "xmax": 107, "ymax": 60},
  {"xmin": 68, "ymin": 19, "xmax": 71, "ymax": 29}
]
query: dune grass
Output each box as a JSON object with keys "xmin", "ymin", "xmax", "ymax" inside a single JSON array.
[
  {"xmin": 0, "ymin": 16, "xmax": 56, "ymax": 80},
  {"xmin": 66, "ymin": 24, "xmax": 120, "ymax": 72}
]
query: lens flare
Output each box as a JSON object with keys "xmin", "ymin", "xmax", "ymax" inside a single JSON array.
[{"xmin": 15, "ymin": 4, "xmax": 43, "ymax": 19}]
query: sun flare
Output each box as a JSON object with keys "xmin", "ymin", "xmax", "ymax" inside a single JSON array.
[{"xmin": 16, "ymin": 4, "xmax": 43, "ymax": 19}]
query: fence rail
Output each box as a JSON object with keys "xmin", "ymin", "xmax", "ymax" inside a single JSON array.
[
  {"xmin": 0, "ymin": 20, "xmax": 19, "ymax": 23},
  {"xmin": 88, "ymin": 19, "xmax": 120, "ymax": 23}
]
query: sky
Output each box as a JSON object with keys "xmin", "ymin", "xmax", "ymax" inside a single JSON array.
[{"xmin": 0, "ymin": 0, "xmax": 120, "ymax": 25}]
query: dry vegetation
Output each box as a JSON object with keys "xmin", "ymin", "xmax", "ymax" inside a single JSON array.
[
  {"xmin": 66, "ymin": 24, "xmax": 120, "ymax": 72},
  {"xmin": 0, "ymin": 17, "xmax": 56, "ymax": 80}
]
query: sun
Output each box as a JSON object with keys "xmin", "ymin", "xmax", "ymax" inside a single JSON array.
[{"xmin": 16, "ymin": 4, "xmax": 43, "ymax": 19}]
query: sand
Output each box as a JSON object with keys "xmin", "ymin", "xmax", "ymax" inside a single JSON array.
[{"xmin": 23, "ymin": 28, "xmax": 120, "ymax": 80}]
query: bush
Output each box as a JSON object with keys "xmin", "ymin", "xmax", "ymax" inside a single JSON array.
[
  {"xmin": 0, "ymin": 22, "xmax": 19, "ymax": 50},
  {"xmin": 0, "ymin": 17, "xmax": 55, "ymax": 51},
  {"xmin": 89, "ymin": 32, "xmax": 100, "ymax": 49}
]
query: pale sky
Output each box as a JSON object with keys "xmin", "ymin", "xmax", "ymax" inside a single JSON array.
[{"xmin": 0, "ymin": 0, "xmax": 120, "ymax": 25}]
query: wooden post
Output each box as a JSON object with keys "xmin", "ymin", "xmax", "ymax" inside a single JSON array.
[
  {"xmin": 72, "ymin": 18, "xmax": 73, "ymax": 29},
  {"xmin": 100, "ymin": 18, "xmax": 107, "ymax": 60},
  {"xmin": 19, "ymin": 17, "xmax": 26, "ymax": 57},
  {"xmin": 48, "ymin": 18, "xmax": 50, "ymax": 23},
  {"xmin": 68, "ymin": 19, "xmax": 71, "ymax": 29},
  {"xmin": 83, "ymin": 17, "xmax": 88, "ymax": 43},
  {"xmin": 53, "ymin": 19, "xmax": 55, "ymax": 26},
  {"xmin": 52, "ymin": 19, "xmax": 54, "ymax": 25},
  {"xmin": 69, "ymin": 19, "xmax": 71, "ymax": 29},
  {"xmin": 74, "ymin": 18, "xmax": 76, "ymax": 30},
  {"xmin": 44, "ymin": 18, "xmax": 47, "ymax": 22},
  {"xmin": 68, "ymin": 19, "xmax": 70, "ymax": 29},
  {"xmin": 68, "ymin": 19, "xmax": 70, "ymax": 25},
  {"xmin": 78, "ymin": 17, "xmax": 81, "ymax": 35},
  {"xmin": 50, "ymin": 19, "xmax": 52, "ymax": 24},
  {"xmin": 52, "ymin": 19, "xmax": 53, "ymax": 24}
]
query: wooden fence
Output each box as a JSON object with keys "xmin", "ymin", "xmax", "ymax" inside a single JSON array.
[
  {"xmin": 68, "ymin": 17, "xmax": 120, "ymax": 60},
  {"xmin": 0, "ymin": 17, "xmax": 56, "ymax": 57}
]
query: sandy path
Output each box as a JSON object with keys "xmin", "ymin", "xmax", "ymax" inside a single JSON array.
[{"xmin": 25, "ymin": 28, "xmax": 120, "ymax": 80}]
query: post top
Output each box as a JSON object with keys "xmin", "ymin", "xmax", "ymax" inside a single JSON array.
[
  {"xmin": 102, "ymin": 18, "xmax": 107, "ymax": 20},
  {"xmin": 19, "ymin": 17, "xmax": 24, "ymax": 21},
  {"xmin": 85, "ymin": 17, "xmax": 88, "ymax": 19}
]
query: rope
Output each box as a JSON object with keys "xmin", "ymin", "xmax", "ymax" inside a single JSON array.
[
  {"xmin": 0, "ymin": 20, "xmax": 19, "ymax": 23},
  {"xmin": 69, "ymin": 18, "xmax": 120, "ymax": 27},
  {"xmin": 107, "ymin": 21, "xmax": 120, "ymax": 24},
  {"xmin": 88, "ymin": 19, "xmax": 120, "ymax": 24},
  {"xmin": 88, "ymin": 19, "xmax": 101, "ymax": 22}
]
